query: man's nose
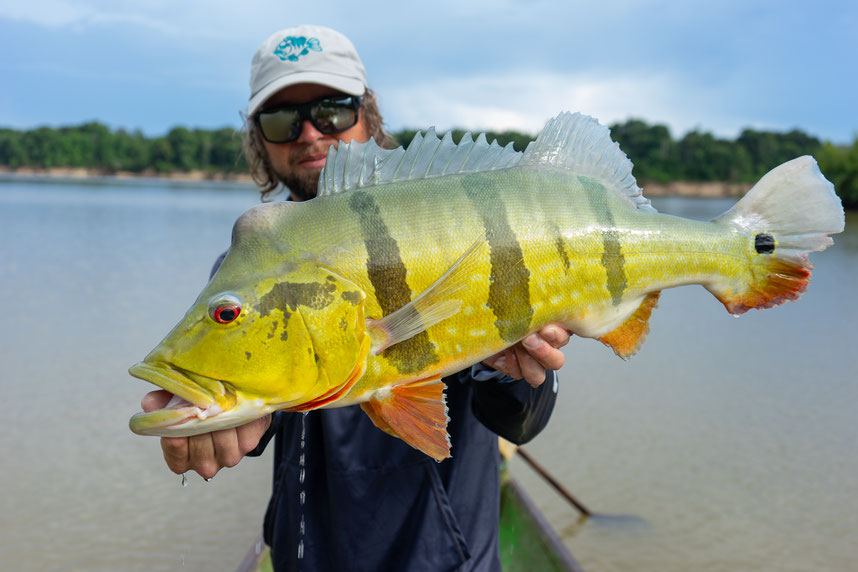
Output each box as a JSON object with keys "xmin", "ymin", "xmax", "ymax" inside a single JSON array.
[{"xmin": 295, "ymin": 119, "xmax": 325, "ymax": 143}]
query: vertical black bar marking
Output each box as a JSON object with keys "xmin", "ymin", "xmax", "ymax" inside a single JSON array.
[
  {"xmin": 580, "ymin": 176, "xmax": 627, "ymax": 306},
  {"xmin": 551, "ymin": 223, "xmax": 571, "ymax": 271},
  {"xmin": 347, "ymin": 191, "xmax": 437, "ymax": 374},
  {"xmin": 463, "ymin": 173, "xmax": 533, "ymax": 342}
]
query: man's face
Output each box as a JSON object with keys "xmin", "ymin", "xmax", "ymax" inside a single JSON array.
[{"xmin": 259, "ymin": 83, "xmax": 371, "ymax": 202}]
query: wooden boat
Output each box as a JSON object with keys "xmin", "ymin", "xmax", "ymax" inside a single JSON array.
[
  {"xmin": 498, "ymin": 469, "xmax": 584, "ymax": 571},
  {"xmin": 237, "ymin": 467, "xmax": 584, "ymax": 572}
]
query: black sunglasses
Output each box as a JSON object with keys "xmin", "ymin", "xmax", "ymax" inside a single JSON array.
[{"xmin": 254, "ymin": 95, "xmax": 362, "ymax": 143}]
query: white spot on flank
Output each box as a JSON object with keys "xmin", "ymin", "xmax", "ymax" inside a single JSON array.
[{"xmin": 470, "ymin": 329, "xmax": 487, "ymax": 337}]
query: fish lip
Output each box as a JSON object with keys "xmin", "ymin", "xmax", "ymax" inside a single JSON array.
[{"xmin": 128, "ymin": 361, "xmax": 220, "ymax": 410}]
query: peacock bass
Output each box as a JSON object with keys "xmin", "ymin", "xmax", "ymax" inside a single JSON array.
[{"xmin": 129, "ymin": 112, "xmax": 844, "ymax": 460}]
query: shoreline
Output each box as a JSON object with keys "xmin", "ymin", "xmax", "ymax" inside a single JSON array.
[
  {"xmin": 0, "ymin": 166, "xmax": 751, "ymax": 197},
  {"xmin": 0, "ymin": 166, "xmax": 255, "ymax": 184}
]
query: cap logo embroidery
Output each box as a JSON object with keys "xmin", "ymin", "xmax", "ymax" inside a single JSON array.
[{"xmin": 273, "ymin": 36, "xmax": 322, "ymax": 62}]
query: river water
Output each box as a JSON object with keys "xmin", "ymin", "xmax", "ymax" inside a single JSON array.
[{"xmin": 0, "ymin": 177, "xmax": 855, "ymax": 571}]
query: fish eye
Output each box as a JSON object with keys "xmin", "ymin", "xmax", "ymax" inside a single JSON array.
[{"xmin": 209, "ymin": 293, "xmax": 242, "ymax": 324}]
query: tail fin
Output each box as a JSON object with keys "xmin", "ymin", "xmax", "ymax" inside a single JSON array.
[{"xmin": 709, "ymin": 156, "xmax": 844, "ymax": 315}]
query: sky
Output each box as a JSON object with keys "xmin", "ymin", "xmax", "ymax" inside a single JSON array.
[{"xmin": 1, "ymin": 0, "xmax": 856, "ymax": 143}]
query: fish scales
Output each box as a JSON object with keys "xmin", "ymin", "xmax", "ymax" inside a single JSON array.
[{"xmin": 128, "ymin": 112, "xmax": 844, "ymax": 461}]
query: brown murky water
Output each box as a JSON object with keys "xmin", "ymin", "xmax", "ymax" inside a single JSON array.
[{"xmin": 1, "ymin": 180, "xmax": 855, "ymax": 571}]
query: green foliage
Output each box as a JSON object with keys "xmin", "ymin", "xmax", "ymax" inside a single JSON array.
[
  {"xmin": 391, "ymin": 120, "xmax": 853, "ymax": 207},
  {"xmin": 0, "ymin": 122, "xmax": 247, "ymax": 174},
  {"xmin": 393, "ymin": 128, "xmax": 532, "ymax": 152},
  {"xmin": 0, "ymin": 119, "xmax": 854, "ymax": 208},
  {"xmin": 817, "ymin": 140, "xmax": 858, "ymax": 209},
  {"xmin": 608, "ymin": 119, "xmax": 675, "ymax": 182}
]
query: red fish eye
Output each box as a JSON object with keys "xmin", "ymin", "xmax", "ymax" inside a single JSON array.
[
  {"xmin": 213, "ymin": 304, "xmax": 241, "ymax": 323},
  {"xmin": 209, "ymin": 293, "xmax": 243, "ymax": 324}
]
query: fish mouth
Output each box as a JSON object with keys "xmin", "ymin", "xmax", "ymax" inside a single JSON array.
[{"xmin": 128, "ymin": 361, "xmax": 237, "ymax": 436}]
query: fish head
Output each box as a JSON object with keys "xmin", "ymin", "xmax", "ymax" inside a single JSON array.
[{"xmin": 129, "ymin": 262, "xmax": 370, "ymax": 437}]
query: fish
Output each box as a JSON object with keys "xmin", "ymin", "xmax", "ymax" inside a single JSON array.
[{"xmin": 129, "ymin": 112, "xmax": 845, "ymax": 461}]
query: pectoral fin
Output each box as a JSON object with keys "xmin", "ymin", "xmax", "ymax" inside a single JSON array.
[
  {"xmin": 598, "ymin": 291, "xmax": 660, "ymax": 359},
  {"xmin": 367, "ymin": 241, "xmax": 486, "ymax": 354},
  {"xmin": 360, "ymin": 376, "xmax": 451, "ymax": 461}
]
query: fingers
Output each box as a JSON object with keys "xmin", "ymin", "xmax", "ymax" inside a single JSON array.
[
  {"xmin": 141, "ymin": 389, "xmax": 172, "ymax": 411},
  {"xmin": 162, "ymin": 431, "xmax": 237, "ymax": 479},
  {"xmin": 514, "ymin": 341, "xmax": 547, "ymax": 387},
  {"xmin": 521, "ymin": 330, "xmax": 567, "ymax": 371},
  {"xmin": 160, "ymin": 435, "xmax": 191, "ymax": 475},
  {"xmin": 538, "ymin": 323, "xmax": 573, "ymax": 350},
  {"xmin": 141, "ymin": 388, "xmax": 271, "ymax": 479},
  {"xmin": 480, "ymin": 323, "xmax": 572, "ymax": 388},
  {"xmin": 482, "ymin": 347, "xmax": 522, "ymax": 380},
  {"xmin": 237, "ymin": 415, "xmax": 272, "ymax": 454},
  {"xmin": 158, "ymin": 416, "xmax": 271, "ymax": 479}
]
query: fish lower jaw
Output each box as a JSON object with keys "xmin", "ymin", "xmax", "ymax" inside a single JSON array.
[
  {"xmin": 129, "ymin": 396, "xmax": 272, "ymax": 438},
  {"xmin": 165, "ymin": 393, "xmax": 224, "ymax": 420}
]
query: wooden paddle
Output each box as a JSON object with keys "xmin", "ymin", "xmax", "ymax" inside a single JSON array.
[
  {"xmin": 515, "ymin": 447, "xmax": 592, "ymax": 517},
  {"xmin": 498, "ymin": 438, "xmax": 592, "ymax": 517}
]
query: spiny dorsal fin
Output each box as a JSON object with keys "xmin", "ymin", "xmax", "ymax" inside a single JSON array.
[
  {"xmin": 317, "ymin": 130, "xmax": 523, "ymax": 196},
  {"xmin": 520, "ymin": 112, "xmax": 656, "ymax": 212}
]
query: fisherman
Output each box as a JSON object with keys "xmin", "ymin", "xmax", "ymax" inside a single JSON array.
[{"xmin": 141, "ymin": 25, "xmax": 571, "ymax": 571}]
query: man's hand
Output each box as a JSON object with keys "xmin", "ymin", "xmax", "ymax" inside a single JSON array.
[
  {"xmin": 141, "ymin": 390, "xmax": 271, "ymax": 479},
  {"xmin": 481, "ymin": 324, "xmax": 572, "ymax": 388}
]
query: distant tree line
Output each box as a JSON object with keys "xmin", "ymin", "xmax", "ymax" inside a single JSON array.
[
  {"xmin": 1, "ymin": 120, "xmax": 856, "ymax": 207},
  {"xmin": 0, "ymin": 122, "xmax": 248, "ymax": 174}
]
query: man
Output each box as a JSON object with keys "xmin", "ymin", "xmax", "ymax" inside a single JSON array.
[{"xmin": 143, "ymin": 25, "xmax": 571, "ymax": 571}]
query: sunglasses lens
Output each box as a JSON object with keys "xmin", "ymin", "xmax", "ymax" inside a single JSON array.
[
  {"xmin": 258, "ymin": 109, "xmax": 300, "ymax": 143},
  {"xmin": 311, "ymin": 100, "xmax": 358, "ymax": 134},
  {"xmin": 256, "ymin": 97, "xmax": 360, "ymax": 143}
]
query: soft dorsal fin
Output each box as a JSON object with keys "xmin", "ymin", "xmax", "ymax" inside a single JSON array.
[
  {"xmin": 317, "ymin": 130, "xmax": 523, "ymax": 196},
  {"xmin": 520, "ymin": 112, "xmax": 656, "ymax": 212}
]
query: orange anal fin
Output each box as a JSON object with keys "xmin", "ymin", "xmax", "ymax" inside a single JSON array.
[
  {"xmin": 714, "ymin": 258, "xmax": 812, "ymax": 315},
  {"xmin": 598, "ymin": 291, "xmax": 661, "ymax": 359},
  {"xmin": 360, "ymin": 375, "xmax": 451, "ymax": 461}
]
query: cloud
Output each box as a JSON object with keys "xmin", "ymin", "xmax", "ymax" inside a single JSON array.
[
  {"xmin": 2, "ymin": 1, "xmax": 854, "ymax": 142},
  {"xmin": 0, "ymin": 0, "xmax": 267, "ymax": 40},
  {"xmin": 0, "ymin": 0, "xmax": 94, "ymax": 27},
  {"xmin": 380, "ymin": 71, "xmax": 736, "ymax": 137}
]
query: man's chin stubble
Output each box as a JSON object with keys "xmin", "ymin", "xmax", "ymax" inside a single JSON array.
[{"xmin": 280, "ymin": 168, "xmax": 322, "ymax": 201}]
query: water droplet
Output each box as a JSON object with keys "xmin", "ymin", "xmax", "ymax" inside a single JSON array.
[
  {"xmin": 181, "ymin": 473, "xmax": 188, "ymax": 487},
  {"xmin": 297, "ymin": 412, "xmax": 309, "ymax": 566}
]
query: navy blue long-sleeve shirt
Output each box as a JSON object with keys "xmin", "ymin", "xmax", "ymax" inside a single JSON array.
[
  {"xmin": 211, "ymin": 251, "xmax": 558, "ymax": 571},
  {"xmin": 251, "ymin": 369, "xmax": 557, "ymax": 572}
]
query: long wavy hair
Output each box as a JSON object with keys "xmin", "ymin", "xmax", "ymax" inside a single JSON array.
[{"xmin": 242, "ymin": 88, "xmax": 398, "ymax": 202}]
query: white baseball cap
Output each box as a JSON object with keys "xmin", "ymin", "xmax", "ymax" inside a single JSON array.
[{"xmin": 247, "ymin": 25, "xmax": 368, "ymax": 117}]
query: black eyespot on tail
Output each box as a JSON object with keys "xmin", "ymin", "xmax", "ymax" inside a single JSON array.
[{"xmin": 755, "ymin": 233, "xmax": 775, "ymax": 254}]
